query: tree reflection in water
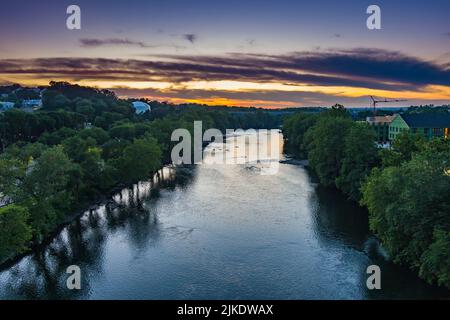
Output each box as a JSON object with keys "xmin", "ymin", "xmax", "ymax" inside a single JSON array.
[{"xmin": 0, "ymin": 166, "xmax": 195, "ymax": 299}]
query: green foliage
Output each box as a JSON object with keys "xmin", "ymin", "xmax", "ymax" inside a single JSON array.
[
  {"xmin": 336, "ymin": 123, "xmax": 379, "ymax": 201},
  {"xmin": 0, "ymin": 81, "xmax": 289, "ymax": 262},
  {"xmin": 0, "ymin": 158, "xmax": 25, "ymax": 200},
  {"xmin": 78, "ymin": 127, "xmax": 110, "ymax": 144},
  {"xmin": 149, "ymin": 117, "xmax": 191, "ymax": 163},
  {"xmin": 109, "ymin": 123, "xmax": 137, "ymax": 140},
  {"xmin": 0, "ymin": 205, "xmax": 32, "ymax": 261},
  {"xmin": 305, "ymin": 116, "xmax": 353, "ymax": 186},
  {"xmin": 284, "ymin": 105, "xmax": 450, "ymax": 289},
  {"xmin": 380, "ymin": 131, "xmax": 425, "ymax": 167},
  {"xmin": 282, "ymin": 113, "xmax": 317, "ymax": 157},
  {"xmin": 42, "ymin": 90, "xmax": 71, "ymax": 110},
  {"xmin": 38, "ymin": 127, "xmax": 77, "ymax": 145},
  {"xmin": 420, "ymin": 230, "xmax": 450, "ymax": 288},
  {"xmin": 283, "ymin": 108, "xmax": 377, "ymax": 200},
  {"xmin": 361, "ymin": 144, "xmax": 450, "ymax": 289},
  {"xmin": 62, "ymin": 136, "xmax": 96, "ymax": 162},
  {"xmin": 117, "ymin": 137, "xmax": 162, "ymax": 184},
  {"xmin": 21, "ymin": 146, "xmax": 77, "ymax": 238}
]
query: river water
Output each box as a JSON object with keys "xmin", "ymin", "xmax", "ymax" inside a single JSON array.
[{"xmin": 0, "ymin": 131, "xmax": 448, "ymax": 300}]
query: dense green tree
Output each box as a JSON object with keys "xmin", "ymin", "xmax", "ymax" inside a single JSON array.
[
  {"xmin": 149, "ymin": 117, "xmax": 191, "ymax": 163},
  {"xmin": 117, "ymin": 137, "xmax": 162, "ymax": 183},
  {"xmin": 380, "ymin": 131, "xmax": 425, "ymax": 167},
  {"xmin": 42, "ymin": 91, "xmax": 71, "ymax": 110},
  {"xmin": 0, "ymin": 205, "xmax": 32, "ymax": 261},
  {"xmin": 282, "ymin": 113, "xmax": 317, "ymax": 157},
  {"xmin": 62, "ymin": 135, "xmax": 96, "ymax": 161},
  {"xmin": 304, "ymin": 116, "xmax": 353, "ymax": 186},
  {"xmin": 336, "ymin": 123, "xmax": 378, "ymax": 201},
  {"xmin": 420, "ymin": 230, "xmax": 450, "ymax": 288},
  {"xmin": 361, "ymin": 148, "xmax": 450, "ymax": 289},
  {"xmin": 78, "ymin": 127, "xmax": 109, "ymax": 145},
  {"xmin": 15, "ymin": 88, "xmax": 40, "ymax": 100},
  {"xmin": 38, "ymin": 127, "xmax": 77, "ymax": 145},
  {"xmin": 76, "ymin": 104, "xmax": 96, "ymax": 120},
  {"xmin": 109, "ymin": 123, "xmax": 137, "ymax": 140},
  {"xmin": 1, "ymin": 142, "xmax": 48, "ymax": 163},
  {"xmin": 102, "ymin": 139, "xmax": 130, "ymax": 160},
  {"xmin": 0, "ymin": 81, "xmax": 291, "ymax": 261},
  {"xmin": 0, "ymin": 158, "xmax": 25, "ymax": 199},
  {"xmin": 20, "ymin": 147, "xmax": 76, "ymax": 238},
  {"xmin": 79, "ymin": 147, "xmax": 108, "ymax": 195}
]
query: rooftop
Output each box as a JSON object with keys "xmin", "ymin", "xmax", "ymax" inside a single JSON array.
[
  {"xmin": 366, "ymin": 115, "xmax": 396, "ymax": 124},
  {"xmin": 132, "ymin": 101, "xmax": 151, "ymax": 114},
  {"xmin": 400, "ymin": 113, "xmax": 450, "ymax": 128}
]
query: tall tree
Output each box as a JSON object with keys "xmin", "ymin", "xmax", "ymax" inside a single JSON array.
[
  {"xmin": 20, "ymin": 146, "xmax": 76, "ymax": 238},
  {"xmin": 0, "ymin": 205, "xmax": 32, "ymax": 261},
  {"xmin": 117, "ymin": 137, "xmax": 162, "ymax": 184},
  {"xmin": 336, "ymin": 123, "xmax": 378, "ymax": 201},
  {"xmin": 304, "ymin": 117, "xmax": 353, "ymax": 186}
]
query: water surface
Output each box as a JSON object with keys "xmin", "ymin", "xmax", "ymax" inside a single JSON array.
[{"xmin": 0, "ymin": 131, "xmax": 448, "ymax": 299}]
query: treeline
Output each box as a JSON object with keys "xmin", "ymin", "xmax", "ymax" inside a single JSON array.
[
  {"xmin": 0, "ymin": 82, "xmax": 282, "ymax": 263},
  {"xmin": 283, "ymin": 105, "xmax": 450, "ymax": 289},
  {"xmin": 283, "ymin": 104, "xmax": 379, "ymax": 201}
]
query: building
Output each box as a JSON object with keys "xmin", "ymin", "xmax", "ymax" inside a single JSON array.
[
  {"xmin": 389, "ymin": 113, "xmax": 450, "ymax": 141},
  {"xmin": 21, "ymin": 99, "xmax": 42, "ymax": 109},
  {"xmin": 0, "ymin": 101, "xmax": 15, "ymax": 112},
  {"xmin": 366, "ymin": 115, "xmax": 396, "ymax": 143},
  {"xmin": 0, "ymin": 193, "xmax": 11, "ymax": 208},
  {"xmin": 84, "ymin": 122, "xmax": 92, "ymax": 129},
  {"xmin": 132, "ymin": 101, "xmax": 151, "ymax": 114}
]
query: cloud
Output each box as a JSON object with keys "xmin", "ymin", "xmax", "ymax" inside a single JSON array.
[
  {"xmin": 113, "ymin": 86, "xmax": 370, "ymax": 107},
  {"xmin": 0, "ymin": 48, "xmax": 449, "ymax": 94},
  {"xmin": 79, "ymin": 38, "xmax": 186, "ymax": 51},
  {"xmin": 246, "ymin": 39, "xmax": 256, "ymax": 46},
  {"xmin": 157, "ymin": 48, "xmax": 450, "ymax": 88},
  {"xmin": 80, "ymin": 38, "xmax": 151, "ymax": 48},
  {"xmin": 183, "ymin": 34, "xmax": 197, "ymax": 44}
]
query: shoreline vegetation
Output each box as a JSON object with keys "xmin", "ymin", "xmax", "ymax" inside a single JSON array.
[
  {"xmin": 282, "ymin": 104, "xmax": 450, "ymax": 290},
  {"xmin": 0, "ymin": 164, "xmax": 183, "ymax": 270},
  {"xmin": 1, "ymin": 82, "xmax": 449, "ymax": 293},
  {"xmin": 0, "ymin": 82, "xmax": 282, "ymax": 266}
]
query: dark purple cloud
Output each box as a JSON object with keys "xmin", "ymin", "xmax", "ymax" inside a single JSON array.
[
  {"xmin": 0, "ymin": 48, "xmax": 449, "ymax": 91},
  {"xmin": 183, "ymin": 34, "xmax": 197, "ymax": 44},
  {"xmin": 168, "ymin": 49, "xmax": 450, "ymax": 87},
  {"xmin": 80, "ymin": 38, "xmax": 150, "ymax": 48},
  {"xmin": 79, "ymin": 38, "xmax": 185, "ymax": 50}
]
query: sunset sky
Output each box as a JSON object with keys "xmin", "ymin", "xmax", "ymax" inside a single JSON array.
[{"xmin": 0, "ymin": 0, "xmax": 449, "ymax": 108}]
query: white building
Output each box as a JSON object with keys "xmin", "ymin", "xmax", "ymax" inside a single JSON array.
[
  {"xmin": 22, "ymin": 99, "xmax": 42, "ymax": 108},
  {"xmin": 132, "ymin": 101, "xmax": 151, "ymax": 114}
]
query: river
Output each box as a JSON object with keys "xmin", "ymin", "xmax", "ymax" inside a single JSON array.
[{"xmin": 0, "ymin": 131, "xmax": 448, "ymax": 300}]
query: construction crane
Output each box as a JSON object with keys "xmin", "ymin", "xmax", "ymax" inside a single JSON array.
[{"xmin": 370, "ymin": 96, "xmax": 407, "ymax": 116}]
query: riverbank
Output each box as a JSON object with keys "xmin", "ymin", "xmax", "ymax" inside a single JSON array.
[
  {"xmin": 0, "ymin": 165, "xmax": 171, "ymax": 270},
  {"xmin": 1, "ymin": 130, "xmax": 448, "ymax": 299},
  {"xmin": 281, "ymin": 112, "xmax": 450, "ymax": 292},
  {"xmin": 279, "ymin": 158, "xmax": 309, "ymax": 166}
]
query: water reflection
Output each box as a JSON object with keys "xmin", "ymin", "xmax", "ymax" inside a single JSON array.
[
  {"xmin": 0, "ymin": 132, "xmax": 448, "ymax": 300},
  {"xmin": 313, "ymin": 185, "xmax": 369, "ymax": 249},
  {"xmin": 0, "ymin": 166, "xmax": 193, "ymax": 300},
  {"xmin": 312, "ymin": 184, "xmax": 449, "ymax": 299}
]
